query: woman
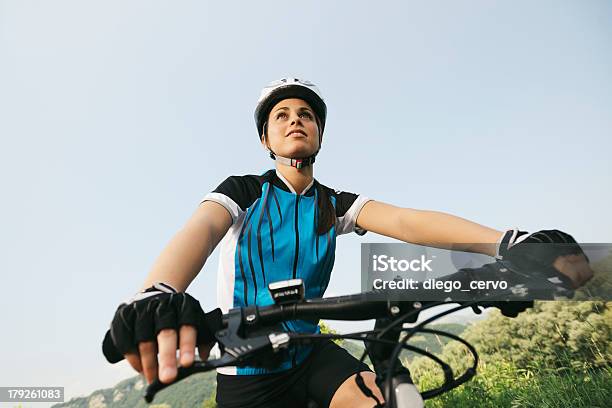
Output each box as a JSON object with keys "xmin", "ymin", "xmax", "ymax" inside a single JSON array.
[{"xmin": 102, "ymin": 78, "xmax": 592, "ymax": 408}]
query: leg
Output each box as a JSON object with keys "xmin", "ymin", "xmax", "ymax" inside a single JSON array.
[
  {"xmin": 305, "ymin": 340, "xmax": 384, "ymax": 408},
  {"xmin": 329, "ymin": 371, "xmax": 385, "ymax": 408}
]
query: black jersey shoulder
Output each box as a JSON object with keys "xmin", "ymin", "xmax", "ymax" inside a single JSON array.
[
  {"xmin": 317, "ymin": 183, "xmax": 361, "ymax": 218},
  {"xmin": 212, "ymin": 169, "xmax": 312, "ymax": 210},
  {"xmin": 212, "ymin": 174, "xmax": 266, "ymax": 211},
  {"xmin": 213, "ymin": 172, "xmax": 361, "ymax": 215}
]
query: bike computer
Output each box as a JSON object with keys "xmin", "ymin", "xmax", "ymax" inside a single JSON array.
[{"xmin": 268, "ymin": 279, "xmax": 305, "ymax": 305}]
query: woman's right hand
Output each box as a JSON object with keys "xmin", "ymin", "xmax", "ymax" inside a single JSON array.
[
  {"xmin": 125, "ymin": 324, "xmax": 212, "ymax": 384},
  {"xmin": 102, "ymin": 283, "xmax": 222, "ymax": 384}
]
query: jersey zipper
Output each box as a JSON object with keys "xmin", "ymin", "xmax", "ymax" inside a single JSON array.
[
  {"xmin": 292, "ymin": 194, "xmax": 301, "ymax": 279},
  {"xmin": 290, "ymin": 194, "xmax": 301, "ymax": 368}
]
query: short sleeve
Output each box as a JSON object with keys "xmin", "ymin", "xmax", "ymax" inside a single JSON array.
[
  {"xmin": 334, "ymin": 190, "xmax": 372, "ymax": 236},
  {"xmin": 200, "ymin": 175, "xmax": 262, "ymax": 224}
]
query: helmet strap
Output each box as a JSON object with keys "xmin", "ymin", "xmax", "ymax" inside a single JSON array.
[{"xmin": 270, "ymin": 151, "xmax": 317, "ymax": 169}]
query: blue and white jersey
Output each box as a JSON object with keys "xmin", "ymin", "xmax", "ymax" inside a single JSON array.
[{"xmin": 201, "ymin": 169, "xmax": 371, "ymax": 375}]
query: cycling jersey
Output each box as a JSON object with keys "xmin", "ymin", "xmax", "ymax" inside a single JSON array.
[{"xmin": 201, "ymin": 169, "xmax": 371, "ymax": 375}]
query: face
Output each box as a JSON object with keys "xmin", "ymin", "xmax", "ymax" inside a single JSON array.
[{"xmin": 262, "ymin": 98, "xmax": 321, "ymax": 159}]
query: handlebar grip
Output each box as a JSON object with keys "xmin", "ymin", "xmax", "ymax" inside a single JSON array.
[
  {"xmin": 144, "ymin": 365, "xmax": 203, "ymax": 403},
  {"xmin": 144, "ymin": 379, "xmax": 167, "ymax": 403},
  {"xmin": 102, "ymin": 330, "xmax": 124, "ymax": 364}
]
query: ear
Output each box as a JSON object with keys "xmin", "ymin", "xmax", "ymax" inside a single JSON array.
[
  {"xmin": 261, "ymin": 135, "xmax": 268, "ymax": 150},
  {"xmin": 315, "ymin": 117, "xmax": 323, "ymax": 148},
  {"xmin": 261, "ymin": 122, "xmax": 270, "ymax": 150}
]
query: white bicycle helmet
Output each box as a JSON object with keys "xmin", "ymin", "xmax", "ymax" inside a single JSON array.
[{"xmin": 254, "ymin": 77, "xmax": 327, "ymax": 169}]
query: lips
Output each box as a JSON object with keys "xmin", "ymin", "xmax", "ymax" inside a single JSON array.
[{"xmin": 286, "ymin": 129, "xmax": 307, "ymax": 137}]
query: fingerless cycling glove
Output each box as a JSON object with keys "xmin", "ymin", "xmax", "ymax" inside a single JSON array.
[{"xmin": 102, "ymin": 283, "xmax": 222, "ymax": 363}]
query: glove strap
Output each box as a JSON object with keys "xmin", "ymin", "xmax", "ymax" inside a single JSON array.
[
  {"xmin": 496, "ymin": 228, "xmax": 530, "ymax": 260},
  {"xmin": 123, "ymin": 282, "xmax": 178, "ymax": 305}
]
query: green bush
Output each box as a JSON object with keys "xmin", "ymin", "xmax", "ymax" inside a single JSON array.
[{"xmin": 408, "ymin": 301, "xmax": 611, "ymax": 407}]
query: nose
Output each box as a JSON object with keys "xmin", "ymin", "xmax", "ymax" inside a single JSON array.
[{"xmin": 290, "ymin": 113, "xmax": 303, "ymax": 126}]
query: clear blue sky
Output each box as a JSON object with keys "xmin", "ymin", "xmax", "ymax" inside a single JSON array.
[{"xmin": 1, "ymin": 0, "xmax": 611, "ymax": 404}]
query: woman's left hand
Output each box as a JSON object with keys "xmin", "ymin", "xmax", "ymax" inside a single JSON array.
[
  {"xmin": 552, "ymin": 253, "xmax": 593, "ymax": 288},
  {"xmin": 498, "ymin": 229, "xmax": 594, "ymax": 289}
]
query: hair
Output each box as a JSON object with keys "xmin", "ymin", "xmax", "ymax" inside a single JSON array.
[
  {"xmin": 311, "ymin": 115, "xmax": 334, "ymax": 234},
  {"xmin": 315, "ymin": 182, "xmax": 335, "ymax": 235}
]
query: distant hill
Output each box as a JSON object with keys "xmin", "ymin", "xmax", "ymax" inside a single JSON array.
[
  {"xmin": 55, "ymin": 323, "xmax": 464, "ymax": 408},
  {"xmin": 52, "ymin": 371, "xmax": 216, "ymax": 408}
]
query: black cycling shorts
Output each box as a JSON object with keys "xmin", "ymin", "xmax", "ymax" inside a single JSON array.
[{"xmin": 216, "ymin": 340, "xmax": 372, "ymax": 408}]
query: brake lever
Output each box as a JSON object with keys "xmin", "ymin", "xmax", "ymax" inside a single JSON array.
[
  {"xmin": 496, "ymin": 259, "xmax": 575, "ymax": 300},
  {"xmin": 144, "ymin": 329, "xmax": 281, "ymax": 404},
  {"xmin": 144, "ymin": 308, "xmax": 290, "ymax": 404},
  {"xmin": 459, "ymin": 259, "xmax": 575, "ymax": 318},
  {"xmin": 144, "ymin": 353, "xmax": 237, "ymax": 402}
]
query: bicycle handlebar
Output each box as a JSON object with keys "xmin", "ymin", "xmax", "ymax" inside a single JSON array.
[{"xmin": 144, "ymin": 259, "xmax": 570, "ymax": 405}]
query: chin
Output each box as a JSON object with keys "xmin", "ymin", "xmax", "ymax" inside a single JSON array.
[{"xmin": 282, "ymin": 145, "xmax": 317, "ymax": 158}]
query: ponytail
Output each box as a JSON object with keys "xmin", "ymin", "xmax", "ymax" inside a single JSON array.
[{"xmin": 315, "ymin": 182, "xmax": 335, "ymax": 235}]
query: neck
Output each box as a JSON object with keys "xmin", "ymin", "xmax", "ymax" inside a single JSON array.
[{"xmin": 275, "ymin": 163, "xmax": 314, "ymax": 194}]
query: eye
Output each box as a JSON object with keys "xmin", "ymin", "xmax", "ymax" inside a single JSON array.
[
  {"xmin": 299, "ymin": 111, "xmax": 313, "ymax": 119},
  {"xmin": 276, "ymin": 112, "xmax": 288, "ymax": 120}
]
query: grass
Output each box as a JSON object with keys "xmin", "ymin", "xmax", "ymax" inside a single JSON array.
[{"xmin": 414, "ymin": 353, "xmax": 611, "ymax": 407}]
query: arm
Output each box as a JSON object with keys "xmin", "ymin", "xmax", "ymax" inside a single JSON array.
[
  {"xmin": 355, "ymin": 200, "xmax": 503, "ymax": 256},
  {"xmin": 122, "ymin": 201, "xmax": 231, "ymax": 384},
  {"xmin": 140, "ymin": 201, "xmax": 233, "ymax": 292},
  {"xmin": 355, "ymin": 201, "xmax": 593, "ymax": 290}
]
